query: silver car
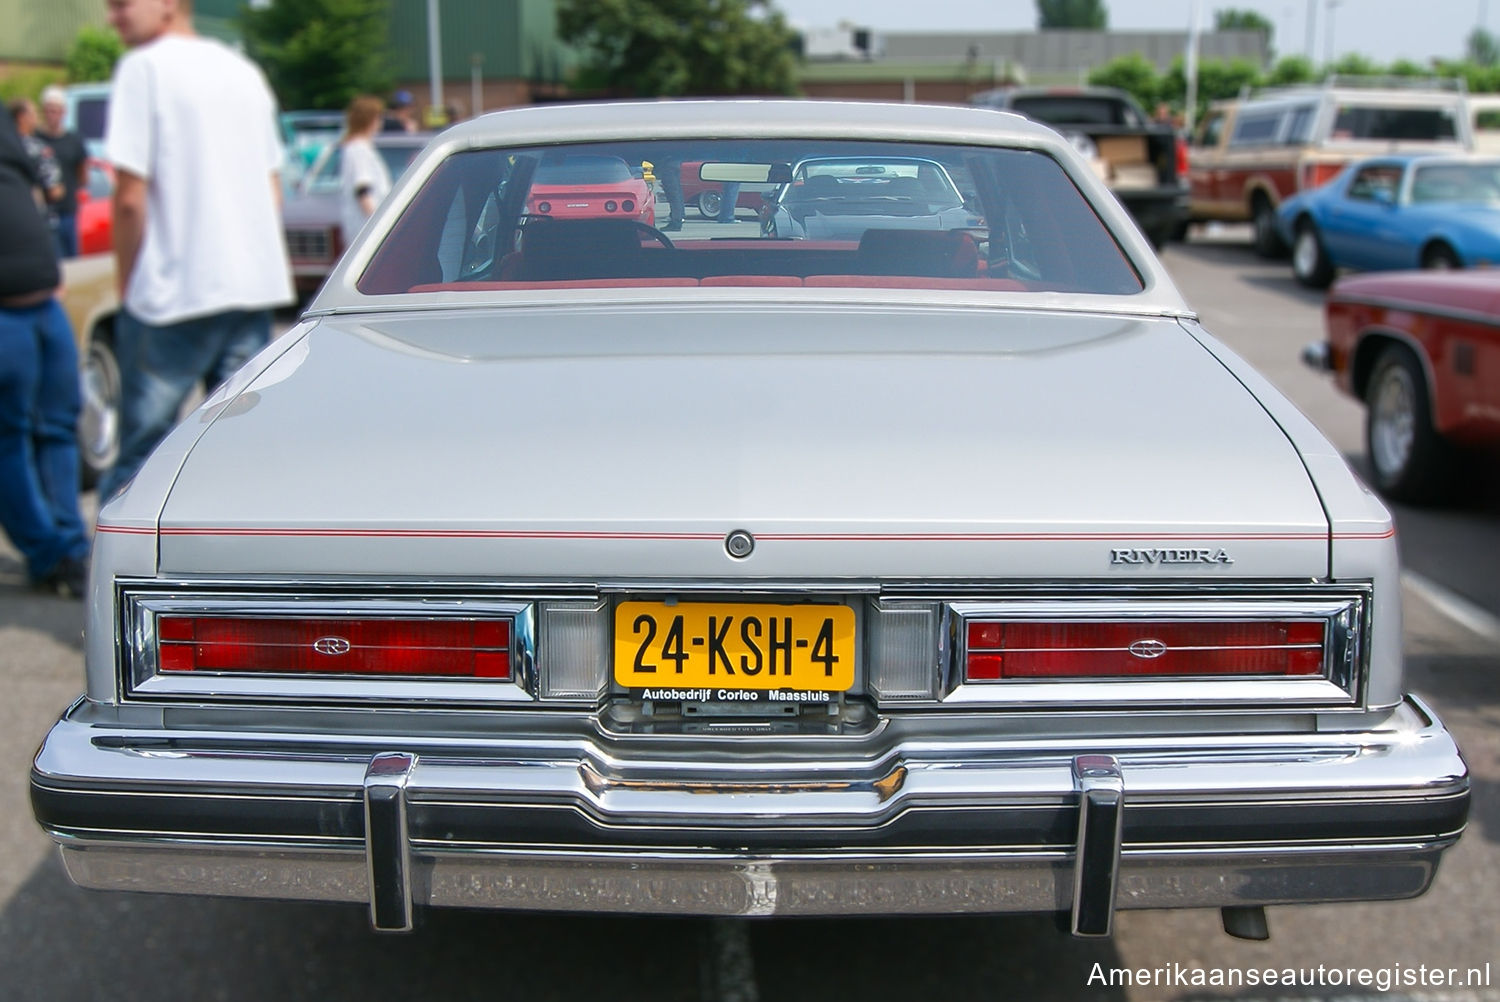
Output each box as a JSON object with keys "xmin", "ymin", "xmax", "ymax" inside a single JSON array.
[
  {"xmin": 762, "ymin": 154, "xmax": 980, "ymax": 240},
  {"xmin": 32, "ymin": 100, "xmax": 1467, "ymax": 940}
]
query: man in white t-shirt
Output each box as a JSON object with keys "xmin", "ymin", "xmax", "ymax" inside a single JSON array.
[{"xmin": 99, "ymin": 0, "xmax": 294, "ymax": 500}]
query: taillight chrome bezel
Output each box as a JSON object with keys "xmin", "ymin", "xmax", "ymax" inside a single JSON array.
[
  {"xmin": 944, "ymin": 593, "xmax": 1367, "ymax": 710},
  {"xmin": 121, "ymin": 589, "xmax": 537, "ymax": 704}
]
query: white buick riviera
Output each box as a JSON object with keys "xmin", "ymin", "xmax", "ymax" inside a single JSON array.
[{"xmin": 32, "ymin": 101, "xmax": 1468, "ymax": 940}]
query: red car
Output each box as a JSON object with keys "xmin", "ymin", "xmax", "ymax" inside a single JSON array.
[
  {"xmin": 1306, "ymin": 269, "xmax": 1500, "ymax": 503},
  {"xmin": 73, "ymin": 159, "xmax": 114, "ymax": 256},
  {"xmin": 526, "ymin": 154, "xmax": 653, "ymax": 226}
]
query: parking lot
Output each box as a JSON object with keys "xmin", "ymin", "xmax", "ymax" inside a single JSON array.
[{"xmin": 1, "ymin": 231, "xmax": 1496, "ymax": 1001}]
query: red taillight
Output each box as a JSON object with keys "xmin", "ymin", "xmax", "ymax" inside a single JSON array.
[
  {"xmin": 1175, "ymin": 136, "xmax": 1189, "ymax": 177},
  {"xmin": 1299, "ymin": 162, "xmax": 1344, "ymax": 191},
  {"xmin": 965, "ymin": 620, "xmax": 1325, "ymax": 681},
  {"xmin": 157, "ymin": 616, "xmax": 512, "ymax": 679},
  {"xmin": 621, "ymin": 199, "xmax": 635, "ymax": 213}
]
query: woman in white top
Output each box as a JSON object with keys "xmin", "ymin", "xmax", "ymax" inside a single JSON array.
[{"xmin": 338, "ymin": 95, "xmax": 392, "ymax": 248}]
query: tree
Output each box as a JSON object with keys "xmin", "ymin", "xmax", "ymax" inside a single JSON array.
[
  {"xmin": 1036, "ymin": 0, "xmax": 1108, "ymax": 29},
  {"xmin": 1330, "ymin": 53, "xmax": 1382, "ymax": 77},
  {"xmin": 241, "ymin": 0, "xmax": 393, "ymax": 111},
  {"xmin": 66, "ymin": 24, "xmax": 124, "ymax": 83},
  {"xmin": 557, "ymin": 0, "xmax": 798, "ymax": 97},
  {"xmin": 1468, "ymin": 27, "xmax": 1500, "ymax": 68},
  {"xmin": 1214, "ymin": 8, "xmax": 1273, "ymax": 57},
  {"xmin": 1088, "ymin": 52, "xmax": 1158, "ymax": 109},
  {"xmin": 1263, "ymin": 54, "xmax": 1315, "ymax": 86}
]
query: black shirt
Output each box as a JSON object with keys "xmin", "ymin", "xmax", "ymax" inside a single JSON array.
[
  {"xmin": 0, "ymin": 112, "xmax": 60, "ymax": 298},
  {"xmin": 35, "ymin": 127, "xmax": 86, "ymax": 216}
]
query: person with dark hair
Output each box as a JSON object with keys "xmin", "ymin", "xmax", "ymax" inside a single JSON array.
[
  {"xmin": 385, "ymin": 89, "xmax": 419, "ymax": 134},
  {"xmin": 98, "ymin": 0, "xmax": 293, "ymax": 500},
  {"xmin": 0, "ymin": 106, "xmax": 90, "ymax": 596},
  {"xmin": 6, "ymin": 97, "xmax": 64, "ymax": 237}
]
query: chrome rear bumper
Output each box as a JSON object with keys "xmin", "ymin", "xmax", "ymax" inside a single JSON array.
[{"xmin": 32, "ymin": 696, "xmax": 1468, "ymax": 932}]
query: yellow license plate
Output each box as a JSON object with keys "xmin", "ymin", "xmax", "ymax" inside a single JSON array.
[{"xmin": 614, "ymin": 602, "xmax": 856, "ymax": 692}]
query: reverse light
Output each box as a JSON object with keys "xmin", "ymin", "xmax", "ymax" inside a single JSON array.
[
  {"xmin": 156, "ymin": 615, "xmax": 513, "ymax": 679},
  {"xmin": 605, "ymin": 200, "xmax": 618, "ymax": 212},
  {"xmin": 536, "ymin": 200, "xmax": 552, "ymax": 214},
  {"xmin": 964, "ymin": 619, "xmax": 1326, "ymax": 681}
]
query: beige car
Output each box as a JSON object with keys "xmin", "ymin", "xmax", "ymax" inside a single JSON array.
[
  {"xmin": 59, "ymin": 253, "xmax": 121, "ymax": 488},
  {"xmin": 1188, "ymin": 81, "xmax": 1471, "ymax": 256}
]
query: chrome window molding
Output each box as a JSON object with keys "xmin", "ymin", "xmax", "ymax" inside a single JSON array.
[
  {"xmin": 121, "ymin": 588, "xmax": 538, "ymax": 705},
  {"xmin": 937, "ymin": 593, "xmax": 1367, "ymax": 711}
]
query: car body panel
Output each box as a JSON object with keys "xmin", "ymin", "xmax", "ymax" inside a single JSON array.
[
  {"xmin": 155, "ymin": 307, "xmax": 1328, "ymax": 581},
  {"xmin": 1325, "ymin": 269, "xmax": 1500, "ymax": 444}
]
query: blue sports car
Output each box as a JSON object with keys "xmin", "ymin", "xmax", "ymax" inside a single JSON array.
[{"xmin": 1277, "ymin": 154, "xmax": 1500, "ymax": 288}]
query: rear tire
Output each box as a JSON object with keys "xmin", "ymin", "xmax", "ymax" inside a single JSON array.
[
  {"xmin": 696, "ymin": 190, "xmax": 722, "ymax": 219},
  {"xmin": 1251, "ymin": 195, "xmax": 1286, "ymax": 258},
  {"xmin": 1364, "ymin": 345, "xmax": 1452, "ymax": 504},
  {"xmin": 1291, "ymin": 221, "xmax": 1334, "ymax": 289}
]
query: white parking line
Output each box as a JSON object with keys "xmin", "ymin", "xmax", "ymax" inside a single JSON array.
[{"xmin": 1402, "ymin": 571, "xmax": 1500, "ymax": 643}]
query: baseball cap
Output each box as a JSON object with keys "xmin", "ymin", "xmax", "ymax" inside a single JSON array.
[
  {"xmin": 41, "ymin": 85, "xmax": 67, "ymax": 108},
  {"xmin": 392, "ymin": 90, "xmax": 414, "ymax": 108}
]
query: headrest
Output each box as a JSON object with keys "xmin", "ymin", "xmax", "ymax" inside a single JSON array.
[{"xmin": 856, "ymin": 229, "xmax": 979, "ymax": 277}]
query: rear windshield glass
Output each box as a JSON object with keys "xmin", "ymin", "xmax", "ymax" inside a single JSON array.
[
  {"xmin": 1410, "ymin": 162, "xmax": 1500, "ymax": 203},
  {"xmin": 358, "ymin": 139, "xmax": 1142, "ymax": 296},
  {"xmin": 1331, "ymin": 105, "xmax": 1460, "ymax": 141}
]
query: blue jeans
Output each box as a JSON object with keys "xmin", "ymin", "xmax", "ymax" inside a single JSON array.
[
  {"xmin": 718, "ymin": 182, "xmax": 742, "ymax": 222},
  {"xmin": 51, "ymin": 213, "xmax": 78, "ymax": 260},
  {"xmin": 0, "ymin": 299, "xmax": 90, "ymax": 582},
  {"xmin": 99, "ymin": 309, "xmax": 272, "ymax": 500}
]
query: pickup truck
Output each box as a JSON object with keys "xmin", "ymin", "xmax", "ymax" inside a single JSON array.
[{"xmin": 971, "ymin": 86, "xmax": 1189, "ymax": 247}]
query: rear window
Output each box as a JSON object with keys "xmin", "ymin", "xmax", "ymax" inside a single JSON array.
[
  {"xmin": 1331, "ymin": 105, "xmax": 1460, "ymax": 141},
  {"xmin": 1231, "ymin": 113, "xmax": 1281, "ymax": 145},
  {"xmin": 73, "ymin": 96, "xmax": 108, "ymax": 143},
  {"xmin": 534, "ymin": 155, "xmax": 634, "ymax": 184},
  {"xmin": 357, "ymin": 139, "xmax": 1143, "ymax": 297}
]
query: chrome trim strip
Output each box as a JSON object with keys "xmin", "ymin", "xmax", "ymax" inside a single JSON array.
[{"xmin": 1071, "ymin": 755, "xmax": 1124, "ymax": 937}]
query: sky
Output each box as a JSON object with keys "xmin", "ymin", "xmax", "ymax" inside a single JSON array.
[{"xmin": 773, "ymin": 1, "xmax": 1495, "ymax": 66}]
